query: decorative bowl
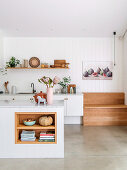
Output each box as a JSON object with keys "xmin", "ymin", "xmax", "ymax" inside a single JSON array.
[{"xmin": 23, "ymin": 119, "xmax": 36, "ymax": 126}]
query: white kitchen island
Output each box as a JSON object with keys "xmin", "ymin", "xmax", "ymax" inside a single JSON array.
[{"xmin": 0, "ymin": 100, "xmax": 64, "ymax": 158}]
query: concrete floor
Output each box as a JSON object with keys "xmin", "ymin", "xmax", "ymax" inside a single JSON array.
[{"xmin": 1, "ymin": 125, "xmax": 127, "ymax": 170}]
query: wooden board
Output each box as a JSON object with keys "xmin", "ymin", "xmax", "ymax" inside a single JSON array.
[
  {"xmin": 54, "ymin": 60, "xmax": 66, "ymax": 64},
  {"xmin": 83, "ymin": 92, "xmax": 125, "ymax": 105}
]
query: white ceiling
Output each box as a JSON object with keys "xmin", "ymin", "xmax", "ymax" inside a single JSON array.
[{"xmin": 0, "ymin": 0, "xmax": 127, "ymax": 37}]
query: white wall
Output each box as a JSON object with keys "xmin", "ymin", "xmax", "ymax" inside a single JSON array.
[
  {"xmin": 0, "ymin": 31, "xmax": 4, "ymax": 67},
  {"xmin": 123, "ymin": 34, "xmax": 127, "ymax": 104},
  {"xmin": 0, "ymin": 31, "xmax": 4, "ymax": 91},
  {"xmin": 1, "ymin": 37, "xmax": 124, "ymax": 93}
]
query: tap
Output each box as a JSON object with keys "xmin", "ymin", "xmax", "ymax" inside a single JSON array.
[{"xmin": 31, "ymin": 83, "xmax": 36, "ymax": 94}]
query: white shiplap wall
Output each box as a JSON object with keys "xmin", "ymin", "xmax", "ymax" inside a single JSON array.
[
  {"xmin": 1, "ymin": 37, "xmax": 124, "ymax": 93},
  {"xmin": 124, "ymin": 34, "xmax": 127, "ymax": 104},
  {"xmin": 0, "ymin": 31, "xmax": 4, "ymax": 68}
]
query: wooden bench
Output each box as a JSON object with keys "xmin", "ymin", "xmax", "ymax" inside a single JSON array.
[{"xmin": 83, "ymin": 93, "xmax": 127, "ymax": 126}]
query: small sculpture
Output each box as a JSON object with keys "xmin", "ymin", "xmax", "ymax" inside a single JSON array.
[
  {"xmin": 4, "ymin": 81, "xmax": 9, "ymax": 93},
  {"xmin": 37, "ymin": 96, "xmax": 46, "ymax": 105}
]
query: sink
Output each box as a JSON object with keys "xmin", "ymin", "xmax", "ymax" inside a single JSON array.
[{"xmin": 17, "ymin": 92, "xmax": 35, "ymax": 94}]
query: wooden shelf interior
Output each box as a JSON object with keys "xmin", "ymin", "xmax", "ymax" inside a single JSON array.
[{"xmin": 15, "ymin": 112, "xmax": 57, "ymax": 144}]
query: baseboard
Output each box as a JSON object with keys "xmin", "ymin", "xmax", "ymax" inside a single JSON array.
[{"xmin": 64, "ymin": 116, "xmax": 83, "ymax": 124}]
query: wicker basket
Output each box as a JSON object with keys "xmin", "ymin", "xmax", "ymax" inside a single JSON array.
[{"xmin": 39, "ymin": 116, "xmax": 53, "ymax": 126}]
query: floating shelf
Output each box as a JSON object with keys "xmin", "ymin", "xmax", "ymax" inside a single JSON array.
[{"xmin": 7, "ymin": 67, "xmax": 69, "ymax": 69}]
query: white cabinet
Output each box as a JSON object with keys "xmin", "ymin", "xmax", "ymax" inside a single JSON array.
[
  {"xmin": 54, "ymin": 94, "xmax": 83, "ymax": 116},
  {"xmin": 66, "ymin": 95, "xmax": 83, "ymax": 116}
]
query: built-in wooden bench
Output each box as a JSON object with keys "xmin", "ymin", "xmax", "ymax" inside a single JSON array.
[
  {"xmin": 83, "ymin": 93, "xmax": 127, "ymax": 126},
  {"xmin": 85, "ymin": 105, "xmax": 127, "ymax": 109}
]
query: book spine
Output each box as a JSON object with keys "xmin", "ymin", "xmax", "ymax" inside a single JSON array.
[
  {"xmin": 38, "ymin": 139, "xmax": 55, "ymax": 142},
  {"xmin": 39, "ymin": 137, "xmax": 55, "ymax": 139},
  {"xmin": 40, "ymin": 134, "xmax": 55, "ymax": 136}
]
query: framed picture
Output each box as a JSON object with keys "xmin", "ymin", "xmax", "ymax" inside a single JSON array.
[{"xmin": 82, "ymin": 61, "xmax": 113, "ymax": 80}]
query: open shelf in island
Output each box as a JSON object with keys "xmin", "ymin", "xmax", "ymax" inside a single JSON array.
[{"xmin": 15, "ymin": 112, "xmax": 57, "ymax": 144}]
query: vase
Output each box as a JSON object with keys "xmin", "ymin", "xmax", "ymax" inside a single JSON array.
[
  {"xmin": 47, "ymin": 87, "xmax": 53, "ymax": 105},
  {"xmin": 61, "ymin": 87, "xmax": 67, "ymax": 94}
]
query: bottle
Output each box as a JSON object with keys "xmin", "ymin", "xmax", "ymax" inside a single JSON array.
[
  {"xmin": 11, "ymin": 86, "xmax": 16, "ymax": 94},
  {"xmin": 70, "ymin": 87, "xmax": 74, "ymax": 94}
]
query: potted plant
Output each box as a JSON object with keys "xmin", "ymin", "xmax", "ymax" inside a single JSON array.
[
  {"xmin": 6, "ymin": 57, "xmax": 20, "ymax": 68},
  {"xmin": 38, "ymin": 76, "xmax": 60, "ymax": 104},
  {"xmin": 59, "ymin": 76, "xmax": 71, "ymax": 94},
  {"xmin": 0, "ymin": 67, "xmax": 7, "ymax": 75}
]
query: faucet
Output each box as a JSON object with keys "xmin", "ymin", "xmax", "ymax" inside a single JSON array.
[{"xmin": 31, "ymin": 83, "xmax": 36, "ymax": 94}]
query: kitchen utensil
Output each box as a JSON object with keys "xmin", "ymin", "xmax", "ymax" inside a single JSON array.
[{"xmin": 4, "ymin": 81, "xmax": 9, "ymax": 93}]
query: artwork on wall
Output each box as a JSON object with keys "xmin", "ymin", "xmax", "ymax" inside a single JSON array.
[{"xmin": 82, "ymin": 61, "xmax": 113, "ymax": 80}]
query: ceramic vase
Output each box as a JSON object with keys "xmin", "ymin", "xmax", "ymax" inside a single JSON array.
[
  {"xmin": 47, "ymin": 87, "xmax": 53, "ymax": 105},
  {"xmin": 61, "ymin": 87, "xmax": 67, "ymax": 94}
]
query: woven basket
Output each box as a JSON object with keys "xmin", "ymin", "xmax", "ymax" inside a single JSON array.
[{"xmin": 39, "ymin": 116, "xmax": 53, "ymax": 126}]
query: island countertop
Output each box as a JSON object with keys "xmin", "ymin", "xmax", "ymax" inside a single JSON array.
[{"xmin": 0, "ymin": 100, "xmax": 64, "ymax": 108}]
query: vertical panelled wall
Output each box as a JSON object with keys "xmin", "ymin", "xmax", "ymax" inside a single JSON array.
[
  {"xmin": 0, "ymin": 31, "xmax": 4, "ymax": 67},
  {"xmin": 0, "ymin": 32, "xmax": 4, "ymax": 91},
  {"xmin": 2, "ymin": 37, "xmax": 124, "ymax": 93},
  {"xmin": 124, "ymin": 34, "xmax": 127, "ymax": 104}
]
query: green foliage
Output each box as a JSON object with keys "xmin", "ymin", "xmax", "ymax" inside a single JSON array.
[
  {"xmin": 58, "ymin": 76, "xmax": 71, "ymax": 88},
  {"xmin": 6, "ymin": 57, "xmax": 20, "ymax": 68},
  {"xmin": 0, "ymin": 67, "xmax": 7, "ymax": 75}
]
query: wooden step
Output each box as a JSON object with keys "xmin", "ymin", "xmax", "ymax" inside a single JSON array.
[
  {"xmin": 84, "ymin": 104, "xmax": 127, "ymax": 109},
  {"xmin": 83, "ymin": 107, "xmax": 127, "ymax": 126}
]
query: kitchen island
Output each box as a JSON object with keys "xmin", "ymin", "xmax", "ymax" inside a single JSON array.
[{"xmin": 0, "ymin": 100, "xmax": 64, "ymax": 158}]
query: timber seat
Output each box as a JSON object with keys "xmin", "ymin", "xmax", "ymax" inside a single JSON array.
[
  {"xmin": 83, "ymin": 93, "xmax": 127, "ymax": 126},
  {"xmin": 85, "ymin": 104, "xmax": 127, "ymax": 109}
]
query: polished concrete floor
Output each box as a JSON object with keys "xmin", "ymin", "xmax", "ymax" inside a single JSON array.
[{"xmin": 1, "ymin": 125, "xmax": 127, "ymax": 170}]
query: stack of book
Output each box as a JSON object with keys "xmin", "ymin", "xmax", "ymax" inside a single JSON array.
[
  {"xmin": 21, "ymin": 130, "xmax": 36, "ymax": 141},
  {"xmin": 39, "ymin": 132, "xmax": 55, "ymax": 142}
]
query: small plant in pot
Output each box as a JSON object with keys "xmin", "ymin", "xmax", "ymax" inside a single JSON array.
[
  {"xmin": 6, "ymin": 57, "xmax": 20, "ymax": 68},
  {"xmin": 59, "ymin": 76, "xmax": 71, "ymax": 94},
  {"xmin": 0, "ymin": 67, "xmax": 7, "ymax": 75}
]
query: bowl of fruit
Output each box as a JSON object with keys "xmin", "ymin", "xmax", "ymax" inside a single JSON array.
[{"xmin": 23, "ymin": 119, "xmax": 36, "ymax": 126}]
